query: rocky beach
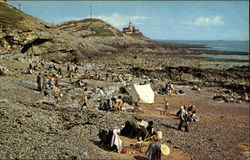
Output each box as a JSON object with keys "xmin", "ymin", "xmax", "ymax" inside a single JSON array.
[{"xmin": 0, "ymin": 2, "xmax": 249, "ymax": 160}]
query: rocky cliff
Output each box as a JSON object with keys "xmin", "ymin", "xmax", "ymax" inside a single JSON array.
[{"xmin": 0, "ymin": 2, "xmax": 178, "ymax": 62}]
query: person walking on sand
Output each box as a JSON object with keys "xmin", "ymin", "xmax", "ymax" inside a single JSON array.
[
  {"xmin": 178, "ymin": 106, "xmax": 189, "ymax": 132},
  {"xmin": 36, "ymin": 73, "xmax": 43, "ymax": 91}
]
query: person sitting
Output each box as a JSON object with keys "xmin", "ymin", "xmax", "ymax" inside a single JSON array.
[
  {"xmin": 120, "ymin": 121, "xmax": 139, "ymax": 138},
  {"xmin": 155, "ymin": 128, "xmax": 163, "ymax": 142},
  {"xmin": 188, "ymin": 110, "xmax": 197, "ymax": 129},
  {"xmin": 146, "ymin": 121, "xmax": 156, "ymax": 136},
  {"xmin": 106, "ymin": 98, "xmax": 113, "ymax": 110},
  {"xmin": 136, "ymin": 137, "xmax": 144, "ymax": 153},
  {"xmin": 113, "ymin": 96, "xmax": 123, "ymax": 111},
  {"xmin": 137, "ymin": 119, "xmax": 150, "ymax": 140},
  {"xmin": 98, "ymin": 129, "xmax": 108, "ymax": 146},
  {"xmin": 187, "ymin": 105, "xmax": 195, "ymax": 114},
  {"xmin": 137, "ymin": 119, "xmax": 148, "ymax": 128},
  {"xmin": 189, "ymin": 111, "xmax": 197, "ymax": 122},
  {"xmin": 98, "ymin": 101, "xmax": 106, "ymax": 110},
  {"xmin": 243, "ymin": 92, "xmax": 249, "ymax": 101}
]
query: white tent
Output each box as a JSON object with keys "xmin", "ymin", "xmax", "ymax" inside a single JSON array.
[{"xmin": 129, "ymin": 84, "xmax": 155, "ymax": 103}]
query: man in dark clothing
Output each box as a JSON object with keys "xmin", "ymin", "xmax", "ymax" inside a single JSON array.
[
  {"xmin": 146, "ymin": 142, "xmax": 162, "ymax": 160},
  {"xmin": 36, "ymin": 73, "xmax": 43, "ymax": 91},
  {"xmin": 106, "ymin": 73, "xmax": 109, "ymax": 82},
  {"xmin": 28, "ymin": 63, "xmax": 33, "ymax": 74},
  {"xmin": 147, "ymin": 121, "xmax": 155, "ymax": 136},
  {"xmin": 75, "ymin": 66, "xmax": 79, "ymax": 73},
  {"xmin": 57, "ymin": 67, "xmax": 62, "ymax": 75},
  {"xmin": 146, "ymin": 142, "xmax": 170, "ymax": 160}
]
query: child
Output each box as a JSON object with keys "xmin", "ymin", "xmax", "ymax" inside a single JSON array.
[
  {"xmin": 136, "ymin": 137, "xmax": 143, "ymax": 153},
  {"xmin": 154, "ymin": 128, "xmax": 163, "ymax": 142},
  {"xmin": 190, "ymin": 111, "xmax": 197, "ymax": 122}
]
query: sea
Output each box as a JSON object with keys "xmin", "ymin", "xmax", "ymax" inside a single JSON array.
[{"xmin": 158, "ymin": 40, "xmax": 249, "ymax": 61}]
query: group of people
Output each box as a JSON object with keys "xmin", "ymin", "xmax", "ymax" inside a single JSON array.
[
  {"xmin": 36, "ymin": 72, "xmax": 62, "ymax": 102},
  {"xmin": 213, "ymin": 88, "xmax": 249, "ymax": 103},
  {"xmin": 162, "ymin": 83, "xmax": 175, "ymax": 95},
  {"xmin": 98, "ymin": 119, "xmax": 167, "ymax": 159},
  {"xmin": 177, "ymin": 105, "xmax": 197, "ymax": 132},
  {"xmin": 67, "ymin": 63, "xmax": 79, "ymax": 78},
  {"xmin": 36, "ymin": 73, "xmax": 59, "ymax": 90},
  {"xmin": 138, "ymin": 119, "xmax": 163, "ymax": 142},
  {"xmin": 98, "ymin": 95, "xmax": 142, "ymax": 113}
]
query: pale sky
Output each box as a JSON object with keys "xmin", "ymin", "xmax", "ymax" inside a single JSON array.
[{"xmin": 9, "ymin": 1, "xmax": 249, "ymax": 41}]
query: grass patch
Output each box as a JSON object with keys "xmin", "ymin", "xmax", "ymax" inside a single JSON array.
[
  {"xmin": 0, "ymin": 4, "xmax": 23, "ymax": 21},
  {"xmin": 91, "ymin": 26, "xmax": 114, "ymax": 37},
  {"xmin": 82, "ymin": 18, "xmax": 102, "ymax": 23}
]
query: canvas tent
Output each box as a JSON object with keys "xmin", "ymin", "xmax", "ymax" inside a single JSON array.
[{"xmin": 129, "ymin": 84, "xmax": 154, "ymax": 103}]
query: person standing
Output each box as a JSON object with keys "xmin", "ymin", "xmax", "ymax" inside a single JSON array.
[
  {"xmin": 81, "ymin": 88, "xmax": 89, "ymax": 110},
  {"xmin": 146, "ymin": 142, "xmax": 170, "ymax": 160},
  {"xmin": 178, "ymin": 106, "xmax": 189, "ymax": 132},
  {"xmin": 36, "ymin": 73, "xmax": 43, "ymax": 91},
  {"xmin": 75, "ymin": 65, "xmax": 79, "ymax": 73},
  {"xmin": 67, "ymin": 63, "xmax": 70, "ymax": 72},
  {"xmin": 105, "ymin": 73, "xmax": 109, "ymax": 82},
  {"xmin": 57, "ymin": 67, "xmax": 62, "ymax": 75},
  {"xmin": 28, "ymin": 63, "xmax": 33, "ymax": 74},
  {"xmin": 42, "ymin": 73, "xmax": 48, "ymax": 91},
  {"xmin": 53, "ymin": 86, "xmax": 61, "ymax": 103}
]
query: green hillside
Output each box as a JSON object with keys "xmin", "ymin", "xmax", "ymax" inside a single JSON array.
[{"xmin": 0, "ymin": 3, "xmax": 23, "ymax": 22}]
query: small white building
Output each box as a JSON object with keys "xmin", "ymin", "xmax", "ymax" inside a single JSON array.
[{"xmin": 122, "ymin": 21, "xmax": 141, "ymax": 34}]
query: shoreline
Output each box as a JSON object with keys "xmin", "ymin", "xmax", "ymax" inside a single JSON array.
[
  {"xmin": 155, "ymin": 40, "xmax": 249, "ymax": 66},
  {"xmin": 157, "ymin": 40, "xmax": 249, "ymax": 55},
  {"xmin": 183, "ymin": 56, "xmax": 249, "ymax": 63}
]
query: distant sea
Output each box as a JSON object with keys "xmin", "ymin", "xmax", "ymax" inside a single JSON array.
[
  {"xmin": 158, "ymin": 40, "xmax": 249, "ymax": 53},
  {"xmin": 157, "ymin": 40, "xmax": 249, "ymax": 61}
]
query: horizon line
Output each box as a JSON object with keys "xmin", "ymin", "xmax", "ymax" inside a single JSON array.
[{"xmin": 154, "ymin": 39, "xmax": 250, "ymax": 41}]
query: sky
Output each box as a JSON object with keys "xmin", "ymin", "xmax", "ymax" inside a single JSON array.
[{"xmin": 8, "ymin": 1, "xmax": 249, "ymax": 41}]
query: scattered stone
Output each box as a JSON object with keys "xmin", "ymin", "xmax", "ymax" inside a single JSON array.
[
  {"xmin": 0, "ymin": 99, "xmax": 9, "ymax": 103},
  {"xmin": 0, "ymin": 65, "xmax": 9, "ymax": 76}
]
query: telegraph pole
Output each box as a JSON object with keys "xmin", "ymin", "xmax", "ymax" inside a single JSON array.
[{"xmin": 90, "ymin": 5, "xmax": 92, "ymax": 19}]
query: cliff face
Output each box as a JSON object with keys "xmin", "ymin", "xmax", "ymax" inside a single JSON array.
[
  {"xmin": 0, "ymin": 3, "xmax": 80, "ymax": 61},
  {"xmin": 0, "ymin": 3, "xmax": 176, "ymax": 62}
]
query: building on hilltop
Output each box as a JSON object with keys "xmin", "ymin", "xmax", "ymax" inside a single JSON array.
[{"xmin": 122, "ymin": 20, "xmax": 141, "ymax": 34}]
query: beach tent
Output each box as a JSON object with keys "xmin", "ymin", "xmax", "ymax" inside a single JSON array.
[{"xmin": 129, "ymin": 84, "xmax": 154, "ymax": 103}]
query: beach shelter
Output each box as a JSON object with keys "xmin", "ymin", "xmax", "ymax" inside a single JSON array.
[{"xmin": 129, "ymin": 84, "xmax": 155, "ymax": 103}]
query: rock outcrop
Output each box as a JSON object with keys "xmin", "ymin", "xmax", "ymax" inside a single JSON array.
[
  {"xmin": 0, "ymin": 3, "xmax": 77, "ymax": 61},
  {"xmin": 0, "ymin": 2, "xmax": 179, "ymax": 63}
]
